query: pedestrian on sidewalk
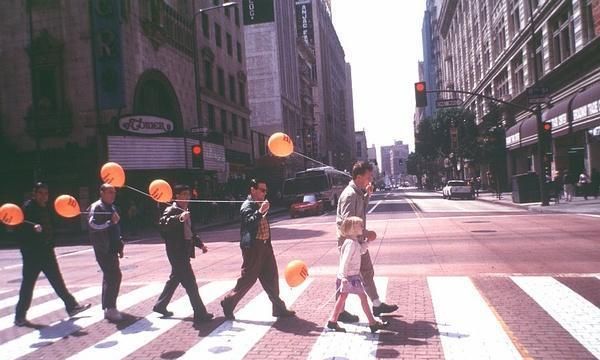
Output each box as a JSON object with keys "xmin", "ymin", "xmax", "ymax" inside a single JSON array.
[
  {"xmin": 591, "ymin": 168, "xmax": 599, "ymax": 199},
  {"xmin": 553, "ymin": 171, "xmax": 563, "ymax": 204},
  {"xmin": 327, "ymin": 216, "xmax": 387, "ymax": 333},
  {"xmin": 335, "ymin": 161, "xmax": 398, "ymax": 324},
  {"xmin": 153, "ymin": 184, "xmax": 213, "ymax": 324},
  {"xmin": 88, "ymin": 184, "xmax": 124, "ymax": 322},
  {"xmin": 220, "ymin": 179, "xmax": 296, "ymax": 320},
  {"xmin": 14, "ymin": 182, "xmax": 91, "ymax": 327},
  {"xmin": 578, "ymin": 172, "xmax": 591, "ymax": 200},
  {"xmin": 473, "ymin": 176, "xmax": 481, "ymax": 197},
  {"xmin": 563, "ymin": 171, "xmax": 575, "ymax": 202}
]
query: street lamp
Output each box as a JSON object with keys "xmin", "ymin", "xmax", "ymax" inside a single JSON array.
[{"xmin": 191, "ymin": 2, "xmax": 237, "ymax": 129}]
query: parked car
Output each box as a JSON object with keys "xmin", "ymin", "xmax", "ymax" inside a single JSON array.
[
  {"xmin": 290, "ymin": 194, "xmax": 324, "ymax": 218},
  {"xmin": 443, "ymin": 180, "xmax": 475, "ymax": 200}
]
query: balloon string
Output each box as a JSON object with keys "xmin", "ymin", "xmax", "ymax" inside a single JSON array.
[
  {"xmin": 292, "ymin": 151, "xmax": 330, "ymax": 168},
  {"xmin": 80, "ymin": 211, "xmax": 112, "ymax": 215},
  {"xmin": 125, "ymin": 185, "xmax": 266, "ymax": 204},
  {"xmin": 24, "ymin": 220, "xmax": 37, "ymax": 225}
]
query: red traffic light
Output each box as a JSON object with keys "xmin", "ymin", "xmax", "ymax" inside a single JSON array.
[
  {"xmin": 192, "ymin": 144, "xmax": 202, "ymax": 156},
  {"xmin": 415, "ymin": 82, "xmax": 426, "ymax": 92},
  {"xmin": 543, "ymin": 122, "xmax": 552, "ymax": 131}
]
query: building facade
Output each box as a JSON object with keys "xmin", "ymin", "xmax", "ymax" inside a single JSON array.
[
  {"xmin": 390, "ymin": 140, "xmax": 410, "ymax": 183},
  {"xmin": 0, "ymin": 0, "xmax": 251, "ymax": 204},
  {"xmin": 436, "ymin": 0, "xmax": 600, "ymax": 185},
  {"xmin": 355, "ymin": 131, "xmax": 368, "ymax": 163}
]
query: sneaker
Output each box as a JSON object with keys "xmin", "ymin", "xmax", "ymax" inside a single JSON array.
[
  {"xmin": 372, "ymin": 302, "xmax": 398, "ymax": 317},
  {"xmin": 337, "ymin": 310, "xmax": 359, "ymax": 323},
  {"xmin": 193, "ymin": 312, "xmax": 214, "ymax": 324},
  {"xmin": 152, "ymin": 306, "xmax": 174, "ymax": 317},
  {"xmin": 67, "ymin": 303, "xmax": 91, "ymax": 317},
  {"xmin": 14, "ymin": 318, "xmax": 31, "ymax": 327},
  {"xmin": 221, "ymin": 300, "xmax": 235, "ymax": 320},
  {"xmin": 104, "ymin": 308, "xmax": 123, "ymax": 322},
  {"xmin": 369, "ymin": 320, "xmax": 388, "ymax": 333},
  {"xmin": 326, "ymin": 321, "xmax": 346, "ymax": 333},
  {"xmin": 272, "ymin": 309, "xmax": 296, "ymax": 318}
]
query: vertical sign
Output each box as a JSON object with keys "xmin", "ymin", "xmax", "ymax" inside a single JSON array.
[
  {"xmin": 295, "ymin": 0, "xmax": 314, "ymax": 45},
  {"xmin": 90, "ymin": 0, "xmax": 125, "ymax": 110},
  {"xmin": 242, "ymin": 0, "xmax": 275, "ymax": 25}
]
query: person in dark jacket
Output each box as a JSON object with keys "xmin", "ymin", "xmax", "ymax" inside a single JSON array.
[
  {"xmin": 220, "ymin": 179, "xmax": 295, "ymax": 320},
  {"xmin": 14, "ymin": 183, "xmax": 90, "ymax": 327},
  {"xmin": 153, "ymin": 184, "xmax": 213, "ymax": 324},
  {"xmin": 88, "ymin": 183, "xmax": 124, "ymax": 322}
]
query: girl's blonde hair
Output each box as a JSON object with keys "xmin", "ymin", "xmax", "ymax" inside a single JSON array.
[{"xmin": 340, "ymin": 216, "xmax": 364, "ymax": 238}]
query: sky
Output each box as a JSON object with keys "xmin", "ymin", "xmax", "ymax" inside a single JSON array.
[{"xmin": 332, "ymin": 0, "xmax": 426, "ymax": 160}]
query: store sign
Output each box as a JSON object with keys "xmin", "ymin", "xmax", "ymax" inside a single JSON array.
[
  {"xmin": 589, "ymin": 126, "xmax": 600, "ymax": 137},
  {"xmin": 91, "ymin": 0, "xmax": 125, "ymax": 109},
  {"xmin": 243, "ymin": 0, "xmax": 274, "ymax": 25},
  {"xmin": 548, "ymin": 113, "xmax": 568, "ymax": 129},
  {"xmin": 118, "ymin": 116, "xmax": 174, "ymax": 135},
  {"xmin": 295, "ymin": 0, "xmax": 314, "ymax": 45},
  {"xmin": 573, "ymin": 99, "xmax": 600, "ymax": 123},
  {"xmin": 505, "ymin": 133, "xmax": 520, "ymax": 147}
]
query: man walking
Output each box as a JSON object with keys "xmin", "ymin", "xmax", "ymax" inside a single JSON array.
[
  {"xmin": 88, "ymin": 184, "xmax": 124, "ymax": 322},
  {"xmin": 14, "ymin": 183, "xmax": 90, "ymax": 327},
  {"xmin": 220, "ymin": 179, "xmax": 296, "ymax": 320},
  {"xmin": 336, "ymin": 161, "xmax": 398, "ymax": 323},
  {"xmin": 153, "ymin": 185, "xmax": 213, "ymax": 324}
]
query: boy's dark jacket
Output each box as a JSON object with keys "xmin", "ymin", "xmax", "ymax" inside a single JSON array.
[{"xmin": 158, "ymin": 204, "xmax": 204, "ymax": 259}]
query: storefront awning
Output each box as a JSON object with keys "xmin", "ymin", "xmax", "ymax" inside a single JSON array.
[
  {"xmin": 542, "ymin": 96, "xmax": 571, "ymax": 137},
  {"xmin": 570, "ymin": 81, "xmax": 600, "ymax": 133},
  {"xmin": 505, "ymin": 115, "xmax": 537, "ymax": 149}
]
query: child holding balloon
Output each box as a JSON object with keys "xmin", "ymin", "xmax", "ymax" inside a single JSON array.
[{"xmin": 327, "ymin": 216, "xmax": 387, "ymax": 333}]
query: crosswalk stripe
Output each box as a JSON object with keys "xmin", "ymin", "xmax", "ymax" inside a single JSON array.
[
  {"xmin": 307, "ymin": 277, "xmax": 388, "ymax": 360},
  {"xmin": 178, "ymin": 278, "xmax": 313, "ymax": 360},
  {"xmin": 0, "ymin": 287, "xmax": 55, "ymax": 311},
  {"xmin": 0, "ymin": 289, "xmax": 12, "ymax": 295},
  {"xmin": 428, "ymin": 276, "xmax": 522, "ymax": 360},
  {"xmin": 512, "ymin": 276, "xmax": 600, "ymax": 358},
  {"xmin": 0, "ymin": 283, "xmax": 163, "ymax": 360},
  {"xmin": 0, "ymin": 286, "xmax": 101, "ymax": 332},
  {"xmin": 66, "ymin": 280, "xmax": 235, "ymax": 360}
]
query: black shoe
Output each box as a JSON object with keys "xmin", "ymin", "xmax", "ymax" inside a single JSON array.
[
  {"xmin": 273, "ymin": 309, "xmax": 296, "ymax": 318},
  {"xmin": 67, "ymin": 303, "xmax": 91, "ymax": 317},
  {"xmin": 369, "ymin": 320, "xmax": 388, "ymax": 333},
  {"xmin": 14, "ymin": 318, "xmax": 31, "ymax": 327},
  {"xmin": 221, "ymin": 300, "xmax": 235, "ymax": 320},
  {"xmin": 337, "ymin": 310, "xmax": 359, "ymax": 323},
  {"xmin": 327, "ymin": 321, "xmax": 346, "ymax": 332},
  {"xmin": 152, "ymin": 306, "xmax": 174, "ymax": 317},
  {"xmin": 372, "ymin": 303, "xmax": 398, "ymax": 317},
  {"xmin": 194, "ymin": 312, "xmax": 214, "ymax": 323}
]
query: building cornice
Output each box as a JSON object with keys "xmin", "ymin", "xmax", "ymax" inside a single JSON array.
[{"xmin": 439, "ymin": 0, "xmax": 458, "ymax": 39}]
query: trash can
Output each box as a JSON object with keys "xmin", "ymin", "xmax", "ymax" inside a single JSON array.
[{"xmin": 512, "ymin": 172, "xmax": 540, "ymax": 203}]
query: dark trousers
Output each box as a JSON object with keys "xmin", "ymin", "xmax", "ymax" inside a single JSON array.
[
  {"xmin": 222, "ymin": 241, "xmax": 286, "ymax": 313},
  {"xmin": 93, "ymin": 241, "xmax": 122, "ymax": 310},
  {"xmin": 15, "ymin": 248, "xmax": 78, "ymax": 319},
  {"xmin": 154, "ymin": 253, "xmax": 207, "ymax": 316}
]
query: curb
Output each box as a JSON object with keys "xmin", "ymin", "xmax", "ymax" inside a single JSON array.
[{"xmin": 475, "ymin": 195, "xmax": 529, "ymax": 210}]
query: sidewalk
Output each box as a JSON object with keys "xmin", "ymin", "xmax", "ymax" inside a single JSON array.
[{"xmin": 475, "ymin": 191, "xmax": 600, "ymax": 214}]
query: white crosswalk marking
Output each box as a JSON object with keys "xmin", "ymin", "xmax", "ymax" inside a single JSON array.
[
  {"xmin": 178, "ymin": 279, "xmax": 312, "ymax": 360},
  {"xmin": 428, "ymin": 276, "xmax": 522, "ymax": 360},
  {"xmin": 0, "ymin": 287, "xmax": 55, "ymax": 311},
  {"xmin": 66, "ymin": 280, "xmax": 235, "ymax": 360},
  {"xmin": 307, "ymin": 277, "xmax": 388, "ymax": 360},
  {"xmin": 0, "ymin": 283, "xmax": 163, "ymax": 360},
  {"xmin": 0, "ymin": 289, "xmax": 11, "ymax": 295},
  {"xmin": 0, "ymin": 286, "xmax": 101, "ymax": 331},
  {"xmin": 512, "ymin": 276, "xmax": 600, "ymax": 358}
]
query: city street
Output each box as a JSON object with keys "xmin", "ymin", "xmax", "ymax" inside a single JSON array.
[{"xmin": 0, "ymin": 189, "xmax": 598, "ymax": 359}]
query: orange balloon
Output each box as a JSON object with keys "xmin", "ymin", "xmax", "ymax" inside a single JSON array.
[
  {"xmin": 100, "ymin": 162, "xmax": 125, "ymax": 187},
  {"xmin": 0, "ymin": 203, "xmax": 25, "ymax": 226},
  {"xmin": 149, "ymin": 179, "xmax": 173, "ymax": 203},
  {"xmin": 268, "ymin": 132, "xmax": 294, "ymax": 157},
  {"xmin": 284, "ymin": 260, "xmax": 309, "ymax": 287},
  {"xmin": 54, "ymin": 195, "xmax": 81, "ymax": 218}
]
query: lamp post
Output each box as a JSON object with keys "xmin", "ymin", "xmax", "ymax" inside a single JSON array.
[
  {"xmin": 527, "ymin": 2, "xmax": 549, "ymax": 206},
  {"xmin": 191, "ymin": 2, "xmax": 237, "ymax": 129}
]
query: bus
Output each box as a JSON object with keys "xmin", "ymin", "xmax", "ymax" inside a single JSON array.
[{"xmin": 282, "ymin": 167, "xmax": 351, "ymax": 209}]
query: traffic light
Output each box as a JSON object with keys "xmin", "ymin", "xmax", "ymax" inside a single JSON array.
[
  {"xmin": 191, "ymin": 144, "xmax": 203, "ymax": 168},
  {"xmin": 414, "ymin": 82, "xmax": 427, "ymax": 108}
]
